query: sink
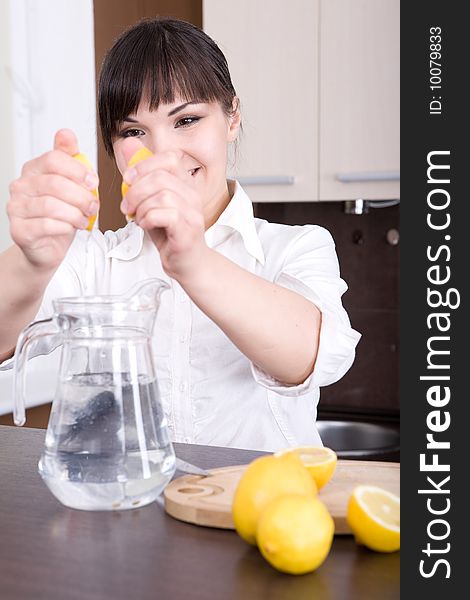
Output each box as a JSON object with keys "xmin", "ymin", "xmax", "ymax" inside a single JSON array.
[{"xmin": 316, "ymin": 420, "xmax": 400, "ymax": 461}]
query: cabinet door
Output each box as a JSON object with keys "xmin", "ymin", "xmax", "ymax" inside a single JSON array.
[
  {"xmin": 319, "ymin": 0, "xmax": 400, "ymax": 201},
  {"xmin": 203, "ymin": 0, "xmax": 319, "ymax": 202}
]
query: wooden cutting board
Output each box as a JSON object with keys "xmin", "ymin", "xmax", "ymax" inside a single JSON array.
[{"xmin": 164, "ymin": 459, "xmax": 399, "ymax": 535}]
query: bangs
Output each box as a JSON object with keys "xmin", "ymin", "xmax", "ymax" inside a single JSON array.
[{"xmin": 98, "ymin": 18, "xmax": 236, "ymax": 155}]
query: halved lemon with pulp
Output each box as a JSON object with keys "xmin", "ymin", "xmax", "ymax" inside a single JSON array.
[
  {"xmin": 346, "ymin": 485, "xmax": 400, "ymax": 552},
  {"xmin": 275, "ymin": 446, "xmax": 337, "ymax": 490}
]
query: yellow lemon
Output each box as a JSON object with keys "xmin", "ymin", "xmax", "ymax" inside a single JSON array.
[
  {"xmin": 257, "ymin": 494, "xmax": 334, "ymax": 575},
  {"xmin": 121, "ymin": 146, "xmax": 153, "ymax": 198},
  {"xmin": 275, "ymin": 446, "xmax": 337, "ymax": 490},
  {"xmin": 346, "ymin": 485, "xmax": 400, "ymax": 552},
  {"xmin": 73, "ymin": 153, "xmax": 99, "ymax": 231},
  {"xmin": 232, "ymin": 453, "xmax": 317, "ymax": 545}
]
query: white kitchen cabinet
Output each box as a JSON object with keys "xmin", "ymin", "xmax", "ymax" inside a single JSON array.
[
  {"xmin": 203, "ymin": 0, "xmax": 399, "ymax": 202},
  {"xmin": 203, "ymin": 0, "xmax": 320, "ymax": 202},
  {"xmin": 319, "ymin": 0, "xmax": 399, "ymax": 201}
]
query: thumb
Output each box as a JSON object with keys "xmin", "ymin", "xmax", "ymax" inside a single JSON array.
[
  {"xmin": 53, "ymin": 128, "xmax": 80, "ymax": 156},
  {"xmin": 121, "ymin": 137, "xmax": 147, "ymax": 167}
]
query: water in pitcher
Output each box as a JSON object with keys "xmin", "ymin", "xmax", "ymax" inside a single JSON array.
[{"xmin": 39, "ymin": 372, "xmax": 175, "ymax": 510}]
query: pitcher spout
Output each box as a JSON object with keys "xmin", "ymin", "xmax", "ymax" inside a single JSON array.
[{"xmin": 123, "ymin": 278, "xmax": 170, "ymax": 311}]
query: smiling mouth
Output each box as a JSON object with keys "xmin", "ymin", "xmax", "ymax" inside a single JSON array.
[{"xmin": 189, "ymin": 167, "xmax": 201, "ymax": 177}]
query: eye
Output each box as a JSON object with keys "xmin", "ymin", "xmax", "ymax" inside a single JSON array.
[
  {"xmin": 175, "ymin": 116, "xmax": 201, "ymax": 128},
  {"xmin": 118, "ymin": 128, "xmax": 144, "ymax": 138}
]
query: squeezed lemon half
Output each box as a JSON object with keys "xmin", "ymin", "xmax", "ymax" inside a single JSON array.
[
  {"xmin": 121, "ymin": 146, "xmax": 153, "ymax": 200},
  {"xmin": 275, "ymin": 446, "xmax": 338, "ymax": 490},
  {"xmin": 73, "ymin": 153, "xmax": 99, "ymax": 231},
  {"xmin": 346, "ymin": 484, "xmax": 400, "ymax": 552}
]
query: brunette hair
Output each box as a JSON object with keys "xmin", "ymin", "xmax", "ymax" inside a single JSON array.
[{"xmin": 98, "ymin": 17, "xmax": 239, "ymax": 156}]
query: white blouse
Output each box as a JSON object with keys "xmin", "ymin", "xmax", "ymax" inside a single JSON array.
[{"xmin": 0, "ymin": 181, "xmax": 360, "ymax": 451}]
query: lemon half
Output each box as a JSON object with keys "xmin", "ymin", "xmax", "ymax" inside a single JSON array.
[
  {"xmin": 73, "ymin": 153, "xmax": 99, "ymax": 231},
  {"xmin": 347, "ymin": 485, "xmax": 400, "ymax": 552},
  {"xmin": 275, "ymin": 446, "xmax": 337, "ymax": 490},
  {"xmin": 121, "ymin": 146, "xmax": 153, "ymax": 198},
  {"xmin": 257, "ymin": 494, "xmax": 334, "ymax": 574}
]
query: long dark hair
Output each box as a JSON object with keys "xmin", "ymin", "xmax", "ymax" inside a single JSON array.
[{"xmin": 98, "ymin": 17, "xmax": 238, "ymax": 156}]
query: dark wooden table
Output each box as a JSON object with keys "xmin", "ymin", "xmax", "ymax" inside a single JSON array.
[{"xmin": 0, "ymin": 425, "xmax": 399, "ymax": 600}]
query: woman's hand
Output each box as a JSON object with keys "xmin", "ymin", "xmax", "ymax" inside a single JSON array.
[
  {"xmin": 119, "ymin": 138, "xmax": 207, "ymax": 281},
  {"xmin": 7, "ymin": 129, "xmax": 99, "ymax": 273}
]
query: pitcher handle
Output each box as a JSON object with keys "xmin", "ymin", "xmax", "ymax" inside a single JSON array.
[{"xmin": 12, "ymin": 317, "xmax": 61, "ymax": 426}]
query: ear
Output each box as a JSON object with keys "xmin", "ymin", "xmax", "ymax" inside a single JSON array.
[{"xmin": 227, "ymin": 97, "xmax": 241, "ymax": 142}]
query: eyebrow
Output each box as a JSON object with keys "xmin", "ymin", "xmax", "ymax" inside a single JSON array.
[
  {"xmin": 167, "ymin": 101, "xmax": 201, "ymax": 116},
  {"xmin": 122, "ymin": 101, "xmax": 201, "ymax": 123}
]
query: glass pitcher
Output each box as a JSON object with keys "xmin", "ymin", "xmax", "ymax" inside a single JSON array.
[{"xmin": 12, "ymin": 278, "xmax": 176, "ymax": 511}]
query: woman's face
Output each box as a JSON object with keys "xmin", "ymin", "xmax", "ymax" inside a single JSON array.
[{"xmin": 112, "ymin": 97, "xmax": 240, "ymax": 212}]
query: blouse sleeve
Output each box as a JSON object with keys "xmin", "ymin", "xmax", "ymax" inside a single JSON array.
[{"xmin": 250, "ymin": 225, "xmax": 361, "ymax": 396}]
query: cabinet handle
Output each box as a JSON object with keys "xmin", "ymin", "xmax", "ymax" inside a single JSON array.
[
  {"xmin": 236, "ymin": 176, "xmax": 295, "ymax": 186},
  {"xmin": 336, "ymin": 171, "xmax": 400, "ymax": 183}
]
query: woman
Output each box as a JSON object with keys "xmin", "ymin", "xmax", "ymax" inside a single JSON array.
[{"xmin": 0, "ymin": 18, "xmax": 360, "ymax": 451}]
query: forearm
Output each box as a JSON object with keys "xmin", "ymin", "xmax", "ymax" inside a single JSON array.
[
  {"xmin": 178, "ymin": 247, "xmax": 321, "ymax": 385},
  {"xmin": 0, "ymin": 245, "xmax": 55, "ymax": 356}
]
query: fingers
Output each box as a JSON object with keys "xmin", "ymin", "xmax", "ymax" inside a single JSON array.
[
  {"xmin": 136, "ymin": 206, "xmax": 180, "ymax": 233},
  {"xmin": 125, "ymin": 188, "xmax": 179, "ymax": 223},
  {"xmin": 122, "ymin": 169, "xmax": 184, "ymax": 213},
  {"xmin": 9, "ymin": 193, "xmax": 91, "ymax": 230},
  {"xmin": 117, "ymin": 142, "xmax": 203, "ymax": 243},
  {"xmin": 11, "ymin": 129, "xmax": 99, "ymax": 231},
  {"xmin": 10, "ymin": 216, "xmax": 77, "ymax": 245},
  {"xmin": 6, "ymin": 130, "xmax": 99, "ymax": 270},
  {"xmin": 21, "ymin": 148, "xmax": 99, "ymax": 189},
  {"xmin": 129, "ymin": 189, "xmax": 204, "ymax": 242},
  {"xmin": 122, "ymin": 149, "xmax": 189, "ymax": 187},
  {"xmin": 12, "ymin": 174, "xmax": 98, "ymax": 217},
  {"xmin": 21, "ymin": 129, "xmax": 98, "ymax": 190}
]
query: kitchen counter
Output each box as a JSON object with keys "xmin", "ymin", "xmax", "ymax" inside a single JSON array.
[{"xmin": 0, "ymin": 425, "xmax": 399, "ymax": 599}]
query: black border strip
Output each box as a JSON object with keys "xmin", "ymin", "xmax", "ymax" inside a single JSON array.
[{"xmin": 401, "ymin": 2, "xmax": 467, "ymax": 594}]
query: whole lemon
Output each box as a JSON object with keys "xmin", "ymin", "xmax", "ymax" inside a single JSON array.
[
  {"xmin": 257, "ymin": 494, "xmax": 334, "ymax": 574},
  {"xmin": 232, "ymin": 453, "xmax": 316, "ymax": 545}
]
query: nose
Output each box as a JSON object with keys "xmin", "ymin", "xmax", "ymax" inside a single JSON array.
[{"xmin": 146, "ymin": 128, "xmax": 182, "ymax": 158}]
